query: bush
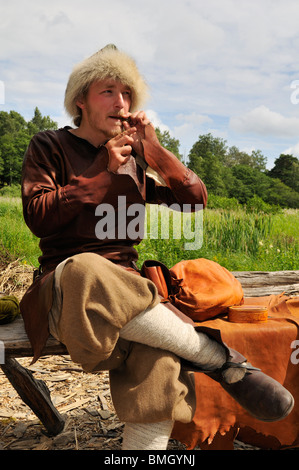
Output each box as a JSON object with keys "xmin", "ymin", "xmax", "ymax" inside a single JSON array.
[
  {"xmin": 0, "ymin": 184, "xmax": 22, "ymax": 198},
  {"xmin": 245, "ymin": 195, "xmax": 282, "ymax": 214},
  {"xmin": 206, "ymin": 194, "xmax": 241, "ymax": 210}
]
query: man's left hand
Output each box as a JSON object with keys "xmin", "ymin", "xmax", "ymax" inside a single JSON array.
[{"xmin": 122, "ymin": 111, "xmax": 154, "ymax": 157}]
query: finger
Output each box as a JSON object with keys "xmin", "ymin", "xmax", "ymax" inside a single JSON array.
[
  {"xmin": 107, "ymin": 130, "xmax": 135, "ymax": 149},
  {"xmin": 120, "ymin": 145, "xmax": 132, "ymax": 156},
  {"xmin": 130, "ymin": 110, "xmax": 150, "ymax": 123},
  {"xmin": 120, "ymin": 127, "xmax": 137, "ymax": 138},
  {"xmin": 122, "ymin": 120, "xmax": 131, "ymax": 131}
]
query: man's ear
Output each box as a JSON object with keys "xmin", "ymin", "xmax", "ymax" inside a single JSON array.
[{"xmin": 76, "ymin": 94, "xmax": 85, "ymax": 110}]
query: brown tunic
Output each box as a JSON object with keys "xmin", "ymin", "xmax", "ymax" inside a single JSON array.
[{"xmin": 20, "ymin": 124, "xmax": 207, "ymax": 362}]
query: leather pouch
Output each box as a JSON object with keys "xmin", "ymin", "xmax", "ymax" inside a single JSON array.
[
  {"xmin": 141, "ymin": 258, "xmax": 244, "ymax": 322},
  {"xmin": 140, "ymin": 260, "xmax": 173, "ymax": 300}
]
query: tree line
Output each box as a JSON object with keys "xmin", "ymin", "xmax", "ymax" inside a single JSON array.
[
  {"xmin": 0, "ymin": 108, "xmax": 299, "ymax": 209},
  {"xmin": 0, "ymin": 108, "xmax": 57, "ymax": 186}
]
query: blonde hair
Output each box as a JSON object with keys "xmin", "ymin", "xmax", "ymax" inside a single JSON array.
[{"xmin": 64, "ymin": 44, "xmax": 149, "ymax": 127}]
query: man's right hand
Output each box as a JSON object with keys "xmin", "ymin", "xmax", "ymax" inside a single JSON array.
[{"xmin": 105, "ymin": 127, "xmax": 137, "ymax": 173}]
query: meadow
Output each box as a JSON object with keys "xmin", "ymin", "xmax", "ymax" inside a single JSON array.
[{"xmin": 0, "ymin": 195, "xmax": 298, "ymax": 272}]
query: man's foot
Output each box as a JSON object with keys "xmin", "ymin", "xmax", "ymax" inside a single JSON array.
[{"xmin": 183, "ymin": 347, "xmax": 294, "ymax": 422}]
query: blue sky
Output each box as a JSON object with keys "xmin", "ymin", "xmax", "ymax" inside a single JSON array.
[{"xmin": 1, "ymin": 0, "xmax": 299, "ymax": 169}]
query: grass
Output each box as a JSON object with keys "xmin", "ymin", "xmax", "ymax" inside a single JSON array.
[
  {"xmin": 136, "ymin": 206, "xmax": 299, "ymax": 271},
  {"xmin": 0, "ymin": 197, "xmax": 41, "ymax": 267},
  {"xmin": 0, "ymin": 195, "xmax": 298, "ymax": 272}
]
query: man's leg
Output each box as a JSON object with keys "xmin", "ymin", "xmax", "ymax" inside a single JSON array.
[
  {"xmin": 119, "ymin": 302, "xmax": 294, "ymax": 424},
  {"xmin": 122, "ymin": 421, "xmax": 174, "ymax": 450},
  {"xmin": 48, "ymin": 253, "xmax": 196, "ymax": 450},
  {"xmin": 49, "ymin": 253, "xmax": 294, "ymax": 449}
]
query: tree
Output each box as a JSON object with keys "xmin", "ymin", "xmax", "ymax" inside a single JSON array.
[
  {"xmin": 268, "ymin": 154, "xmax": 299, "ymax": 193},
  {"xmin": 155, "ymin": 127, "xmax": 182, "ymax": 160},
  {"xmin": 225, "ymin": 146, "xmax": 267, "ymax": 171},
  {"xmin": 188, "ymin": 133, "xmax": 227, "ymax": 170},
  {"xmin": 230, "ymin": 165, "xmax": 271, "ymax": 204},
  {"xmin": 188, "ymin": 133, "xmax": 229, "ymax": 192},
  {"xmin": 266, "ymin": 178, "xmax": 299, "ymax": 208},
  {"xmin": 0, "ymin": 110, "xmax": 27, "ymax": 136},
  {"xmin": 0, "ymin": 108, "xmax": 58, "ymax": 186},
  {"xmin": 29, "ymin": 107, "xmax": 58, "ymax": 133},
  {"xmin": 251, "ymin": 150, "xmax": 267, "ymax": 172}
]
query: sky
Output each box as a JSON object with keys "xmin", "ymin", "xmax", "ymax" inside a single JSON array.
[{"xmin": 1, "ymin": 0, "xmax": 299, "ymax": 169}]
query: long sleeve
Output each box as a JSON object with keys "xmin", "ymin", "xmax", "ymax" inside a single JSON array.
[
  {"xmin": 141, "ymin": 125, "xmax": 207, "ymax": 209},
  {"xmin": 22, "ymin": 130, "xmax": 112, "ymax": 238}
]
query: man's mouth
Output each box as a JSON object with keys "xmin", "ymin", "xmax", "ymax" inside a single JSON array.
[{"xmin": 109, "ymin": 115, "xmax": 127, "ymax": 122}]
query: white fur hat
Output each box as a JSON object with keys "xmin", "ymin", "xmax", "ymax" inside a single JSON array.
[{"xmin": 64, "ymin": 44, "xmax": 149, "ymax": 126}]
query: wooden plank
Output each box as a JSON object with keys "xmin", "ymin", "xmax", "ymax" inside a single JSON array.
[
  {"xmin": 232, "ymin": 270, "xmax": 299, "ymax": 297},
  {"xmin": 1, "ymin": 356, "xmax": 65, "ymax": 435},
  {"xmin": 0, "ymin": 317, "xmax": 67, "ymax": 358}
]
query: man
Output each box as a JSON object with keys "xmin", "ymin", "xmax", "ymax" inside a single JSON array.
[{"xmin": 21, "ymin": 45, "xmax": 294, "ymax": 450}]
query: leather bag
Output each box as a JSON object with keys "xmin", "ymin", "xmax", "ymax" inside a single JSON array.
[{"xmin": 141, "ymin": 258, "xmax": 244, "ymax": 322}]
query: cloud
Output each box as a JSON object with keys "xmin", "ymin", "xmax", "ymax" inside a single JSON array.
[
  {"xmin": 145, "ymin": 110, "xmax": 170, "ymax": 133},
  {"xmin": 174, "ymin": 112, "xmax": 212, "ymax": 138},
  {"xmin": 1, "ymin": 0, "xmax": 299, "ymax": 162},
  {"xmin": 229, "ymin": 105, "xmax": 299, "ymax": 138},
  {"xmin": 175, "ymin": 112, "xmax": 212, "ymax": 127},
  {"xmin": 283, "ymin": 142, "xmax": 299, "ymax": 158}
]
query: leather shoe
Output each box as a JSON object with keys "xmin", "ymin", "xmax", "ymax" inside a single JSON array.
[{"xmin": 183, "ymin": 347, "xmax": 294, "ymax": 422}]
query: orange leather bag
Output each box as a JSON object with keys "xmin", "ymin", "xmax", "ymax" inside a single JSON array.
[{"xmin": 141, "ymin": 258, "xmax": 244, "ymax": 322}]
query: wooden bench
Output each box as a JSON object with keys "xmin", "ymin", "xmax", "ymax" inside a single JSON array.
[{"xmin": 0, "ymin": 270, "xmax": 298, "ymax": 437}]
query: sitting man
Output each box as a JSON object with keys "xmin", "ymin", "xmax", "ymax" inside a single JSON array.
[{"xmin": 20, "ymin": 44, "xmax": 294, "ymax": 450}]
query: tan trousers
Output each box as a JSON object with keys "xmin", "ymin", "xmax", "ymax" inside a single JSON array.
[{"xmin": 48, "ymin": 253, "xmax": 196, "ymax": 424}]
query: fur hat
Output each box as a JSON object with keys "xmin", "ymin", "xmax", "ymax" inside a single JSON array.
[{"xmin": 64, "ymin": 44, "xmax": 149, "ymax": 126}]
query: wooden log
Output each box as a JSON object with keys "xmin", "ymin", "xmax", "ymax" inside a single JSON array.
[
  {"xmin": 0, "ymin": 317, "xmax": 67, "ymax": 358},
  {"xmin": 1, "ymin": 356, "xmax": 65, "ymax": 435},
  {"xmin": 232, "ymin": 270, "xmax": 299, "ymax": 297}
]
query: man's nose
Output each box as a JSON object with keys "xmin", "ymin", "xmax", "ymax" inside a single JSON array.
[{"xmin": 114, "ymin": 92, "xmax": 125, "ymax": 109}]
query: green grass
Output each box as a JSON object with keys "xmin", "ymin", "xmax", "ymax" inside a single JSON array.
[
  {"xmin": 0, "ymin": 196, "xmax": 298, "ymax": 272},
  {"xmin": 136, "ymin": 206, "xmax": 299, "ymax": 271},
  {"xmin": 0, "ymin": 197, "xmax": 41, "ymax": 267}
]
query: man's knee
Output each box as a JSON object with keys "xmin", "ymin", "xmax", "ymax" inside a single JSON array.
[{"xmin": 59, "ymin": 252, "xmax": 112, "ymax": 284}]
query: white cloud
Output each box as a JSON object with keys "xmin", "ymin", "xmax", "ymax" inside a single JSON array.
[
  {"xmin": 229, "ymin": 105, "xmax": 299, "ymax": 138},
  {"xmin": 283, "ymin": 142, "xmax": 299, "ymax": 158},
  {"xmin": 145, "ymin": 110, "xmax": 171, "ymax": 133},
  {"xmin": 175, "ymin": 112, "xmax": 212, "ymax": 127}
]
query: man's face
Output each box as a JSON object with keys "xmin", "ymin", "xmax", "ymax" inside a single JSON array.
[{"xmin": 77, "ymin": 79, "xmax": 132, "ymax": 142}]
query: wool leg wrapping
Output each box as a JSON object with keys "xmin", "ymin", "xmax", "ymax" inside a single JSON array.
[
  {"xmin": 120, "ymin": 303, "xmax": 246, "ymax": 383},
  {"xmin": 122, "ymin": 420, "xmax": 174, "ymax": 450},
  {"xmin": 120, "ymin": 302, "xmax": 226, "ymax": 369}
]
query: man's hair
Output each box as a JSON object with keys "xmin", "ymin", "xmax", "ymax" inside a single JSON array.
[{"xmin": 64, "ymin": 44, "xmax": 149, "ymax": 127}]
